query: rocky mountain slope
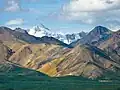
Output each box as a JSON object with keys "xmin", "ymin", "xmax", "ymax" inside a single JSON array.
[
  {"xmin": 38, "ymin": 44, "xmax": 120, "ymax": 79},
  {"xmin": 97, "ymin": 30, "xmax": 120, "ymax": 65},
  {"xmin": 71, "ymin": 26, "xmax": 112, "ymax": 46},
  {"xmin": 0, "ymin": 42, "xmax": 13, "ymax": 63}
]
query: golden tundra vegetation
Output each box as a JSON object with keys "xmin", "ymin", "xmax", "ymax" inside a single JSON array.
[{"xmin": 0, "ymin": 26, "xmax": 120, "ymax": 80}]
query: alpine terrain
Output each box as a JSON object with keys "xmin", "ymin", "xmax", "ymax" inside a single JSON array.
[{"xmin": 0, "ymin": 26, "xmax": 120, "ymax": 90}]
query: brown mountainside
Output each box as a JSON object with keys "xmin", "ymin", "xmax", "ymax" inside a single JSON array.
[{"xmin": 0, "ymin": 26, "xmax": 120, "ymax": 80}]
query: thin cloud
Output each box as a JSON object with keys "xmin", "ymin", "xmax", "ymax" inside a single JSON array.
[
  {"xmin": 4, "ymin": 0, "xmax": 21, "ymax": 12},
  {"xmin": 5, "ymin": 18, "xmax": 24, "ymax": 26}
]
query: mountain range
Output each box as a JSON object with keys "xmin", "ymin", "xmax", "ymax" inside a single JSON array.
[
  {"xmin": 14, "ymin": 24, "xmax": 87, "ymax": 44},
  {"xmin": 0, "ymin": 25, "xmax": 120, "ymax": 90},
  {"xmin": 0, "ymin": 26, "xmax": 120, "ymax": 79},
  {"xmin": 13, "ymin": 24, "xmax": 112, "ymax": 46}
]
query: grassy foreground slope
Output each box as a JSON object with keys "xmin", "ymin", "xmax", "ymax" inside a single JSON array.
[
  {"xmin": 0, "ymin": 75, "xmax": 120, "ymax": 90},
  {"xmin": 0, "ymin": 63, "xmax": 120, "ymax": 90}
]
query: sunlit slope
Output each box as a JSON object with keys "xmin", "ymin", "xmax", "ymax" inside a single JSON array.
[
  {"xmin": 6, "ymin": 41, "xmax": 120, "ymax": 79},
  {"xmin": 38, "ymin": 45, "xmax": 120, "ymax": 79},
  {"xmin": 0, "ymin": 41, "xmax": 13, "ymax": 63},
  {"xmin": 8, "ymin": 44, "xmax": 65, "ymax": 69}
]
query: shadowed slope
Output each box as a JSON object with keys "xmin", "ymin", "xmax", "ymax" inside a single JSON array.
[{"xmin": 71, "ymin": 26, "xmax": 112, "ymax": 46}]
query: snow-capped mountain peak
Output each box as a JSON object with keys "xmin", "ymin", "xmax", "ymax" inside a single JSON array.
[
  {"xmin": 28, "ymin": 24, "xmax": 87, "ymax": 44},
  {"xmin": 28, "ymin": 24, "xmax": 52, "ymax": 38}
]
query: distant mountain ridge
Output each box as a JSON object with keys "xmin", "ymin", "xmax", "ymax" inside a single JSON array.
[
  {"xmin": 0, "ymin": 26, "xmax": 71, "ymax": 48},
  {"xmin": 27, "ymin": 24, "xmax": 87, "ymax": 44},
  {"xmin": 71, "ymin": 26, "xmax": 112, "ymax": 46}
]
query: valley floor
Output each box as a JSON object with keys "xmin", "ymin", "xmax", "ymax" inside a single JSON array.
[{"xmin": 0, "ymin": 75, "xmax": 120, "ymax": 90}]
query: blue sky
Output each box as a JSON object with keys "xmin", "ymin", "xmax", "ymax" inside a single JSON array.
[{"xmin": 0, "ymin": 0, "xmax": 120, "ymax": 33}]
